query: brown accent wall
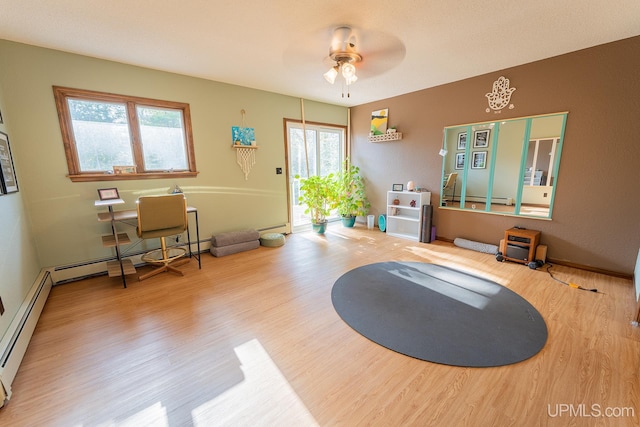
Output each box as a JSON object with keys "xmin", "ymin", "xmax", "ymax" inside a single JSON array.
[{"xmin": 350, "ymin": 36, "xmax": 640, "ymax": 275}]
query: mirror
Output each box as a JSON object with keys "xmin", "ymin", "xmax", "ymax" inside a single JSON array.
[{"xmin": 440, "ymin": 112, "xmax": 567, "ymax": 219}]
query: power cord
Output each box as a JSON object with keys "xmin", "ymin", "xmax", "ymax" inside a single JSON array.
[{"xmin": 544, "ymin": 264, "xmax": 602, "ymax": 294}]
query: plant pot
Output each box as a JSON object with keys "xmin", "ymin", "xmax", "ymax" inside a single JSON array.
[
  {"xmin": 341, "ymin": 216, "xmax": 356, "ymax": 227},
  {"xmin": 312, "ymin": 221, "xmax": 328, "ymax": 234}
]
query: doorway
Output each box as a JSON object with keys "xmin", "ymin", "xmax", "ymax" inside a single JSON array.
[{"xmin": 285, "ymin": 120, "xmax": 345, "ymax": 232}]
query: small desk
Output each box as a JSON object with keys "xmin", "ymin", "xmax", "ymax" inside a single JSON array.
[{"xmin": 97, "ymin": 203, "xmax": 201, "ymax": 287}]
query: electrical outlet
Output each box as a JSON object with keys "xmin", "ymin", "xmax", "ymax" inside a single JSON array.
[{"xmin": 276, "ymin": 167, "xmax": 282, "ymax": 174}]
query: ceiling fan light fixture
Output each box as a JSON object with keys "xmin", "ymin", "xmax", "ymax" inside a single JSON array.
[
  {"xmin": 344, "ymin": 72, "xmax": 358, "ymax": 85},
  {"xmin": 341, "ymin": 62, "xmax": 356, "ymax": 79},
  {"xmin": 323, "ymin": 26, "xmax": 363, "ymax": 95},
  {"xmin": 323, "ymin": 66, "xmax": 338, "ymax": 84}
]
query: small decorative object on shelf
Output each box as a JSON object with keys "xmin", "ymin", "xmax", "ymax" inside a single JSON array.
[
  {"xmin": 392, "ymin": 183, "xmax": 403, "ymax": 191},
  {"xmin": 393, "ymin": 198, "xmax": 400, "ymax": 205},
  {"xmin": 410, "ymin": 199, "xmax": 417, "ymax": 207},
  {"xmin": 113, "ymin": 165, "xmax": 136, "ymax": 174},
  {"xmin": 407, "ymin": 180, "xmax": 415, "ymax": 191},
  {"xmin": 97, "ymin": 187, "xmax": 120, "ymax": 200}
]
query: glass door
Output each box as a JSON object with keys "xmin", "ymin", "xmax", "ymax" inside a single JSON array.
[{"xmin": 285, "ymin": 121, "xmax": 345, "ymax": 232}]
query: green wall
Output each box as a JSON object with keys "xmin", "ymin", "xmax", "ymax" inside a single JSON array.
[
  {"xmin": 0, "ymin": 40, "xmax": 346, "ymax": 271},
  {"xmin": 0, "ymin": 52, "xmax": 42, "ymax": 339}
]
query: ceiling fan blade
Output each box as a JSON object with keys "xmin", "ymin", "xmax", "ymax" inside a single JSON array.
[{"xmin": 354, "ymin": 29, "xmax": 406, "ymax": 78}]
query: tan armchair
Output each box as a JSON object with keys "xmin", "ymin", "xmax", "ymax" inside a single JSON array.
[{"xmin": 136, "ymin": 194, "xmax": 189, "ymax": 281}]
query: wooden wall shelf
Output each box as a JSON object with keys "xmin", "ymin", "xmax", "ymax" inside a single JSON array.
[{"xmin": 368, "ymin": 132, "xmax": 402, "ymax": 143}]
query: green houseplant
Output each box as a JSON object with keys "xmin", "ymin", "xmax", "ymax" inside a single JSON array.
[
  {"xmin": 336, "ymin": 160, "xmax": 370, "ymax": 227},
  {"xmin": 297, "ymin": 173, "xmax": 339, "ymax": 233}
]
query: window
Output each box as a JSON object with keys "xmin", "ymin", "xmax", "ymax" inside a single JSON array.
[{"xmin": 53, "ymin": 86, "xmax": 197, "ymax": 181}]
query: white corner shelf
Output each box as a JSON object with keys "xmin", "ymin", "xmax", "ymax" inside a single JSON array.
[{"xmin": 368, "ymin": 132, "xmax": 402, "ymax": 143}]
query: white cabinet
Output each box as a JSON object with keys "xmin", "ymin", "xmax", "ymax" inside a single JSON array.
[{"xmin": 386, "ymin": 191, "xmax": 431, "ymax": 241}]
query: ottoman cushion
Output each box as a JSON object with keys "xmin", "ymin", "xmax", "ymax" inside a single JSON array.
[
  {"xmin": 260, "ymin": 233, "xmax": 286, "ymax": 247},
  {"xmin": 211, "ymin": 229, "xmax": 260, "ymax": 247},
  {"xmin": 210, "ymin": 240, "xmax": 260, "ymax": 257}
]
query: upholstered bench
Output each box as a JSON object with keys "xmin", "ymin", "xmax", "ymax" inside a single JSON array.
[
  {"xmin": 210, "ymin": 229, "xmax": 260, "ymax": 257},
  {"xmin": 259, "ymin": 233, "xmax": 286, "ymax": 247}
]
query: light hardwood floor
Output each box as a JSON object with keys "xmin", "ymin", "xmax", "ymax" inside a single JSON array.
[{"xmin": 1, "ymin": 227, "xmax": 638, "ymax": 426}]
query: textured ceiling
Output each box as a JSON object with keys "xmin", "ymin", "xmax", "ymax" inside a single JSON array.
[{"xmin": 1, "ymin": 0, "xmax": 639, "ymax": 106}]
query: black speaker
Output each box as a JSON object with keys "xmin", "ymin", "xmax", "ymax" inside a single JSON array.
[{"xmin": 506, "ymin": 244, "xmax": 529, "ymax": 261}]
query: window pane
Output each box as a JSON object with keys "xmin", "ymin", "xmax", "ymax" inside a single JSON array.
[
  {"xmin": 319, "ymin": 130, "xmax": 341, "ymax": 176},
  {"xmin": 137, "ymin": 106, "xmax": 188, "ymax": 171},
  {"xmin": 68, "ymin": 99, "xmax": 133, "ymax": 172},
  {"xmin": 289, "ymin": 128, "xmax": 305, "ymax": 178},
  {"xmin": 305, "ymin": 130, "xmax": 318, "ymax": 177}
]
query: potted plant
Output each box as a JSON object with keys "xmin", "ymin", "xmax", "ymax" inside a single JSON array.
[
  {"xmin": 336, "ymin": 159, "xmax": 370, "ymax": 227},
  {"xmin": 297, "ymin": 173, "xmax": 338, "ymax": 234}
]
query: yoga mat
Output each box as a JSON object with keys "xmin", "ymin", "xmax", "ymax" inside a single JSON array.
[{"xmin": 332, "ymin": 262, "xmax": 547, "ymax": 367}]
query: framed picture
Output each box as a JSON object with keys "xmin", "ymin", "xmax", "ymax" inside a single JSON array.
[
  {"xmin": 455, "ymin": 153, "xmax": 465, "ymax": 170},
  {"xmin": 392, "ymin": 183, "xmax": 403, "ymax": 191},
  {"xmin": 473, "ymin": 129, "xmax": 490, "ymax": 148},
  {"xmin": 472, "ymin": 151, "xmax": 488, "ymax": 169},
  {"xmin": 113, "ymin": 165, "xmax": 137, "ymax": 174},
  {"xmin": 370, "ymin": 108, "xmax": 389, "ymax": 135},
  {"xmin": 457, "ymin": 132, "xmax": 467, "ymax": 150},
  {"xmin": 231, "ymin": 126, "xmax": 256, "ymax": 146},
  {"xmin": 98, "ymin": 187, "xmax": 120, "ymax": 200},
  {"xmin": 0, "ymin": 131, "xmax": 18, "ymax": 194}
]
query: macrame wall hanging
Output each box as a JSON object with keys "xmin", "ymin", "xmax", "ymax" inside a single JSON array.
[{"xmin": 231, "ymin": 109, "xmax": 257, "ymax": 180}]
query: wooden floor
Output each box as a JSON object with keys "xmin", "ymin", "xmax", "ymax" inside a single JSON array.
[{"xmin": 1, "ymin": 227, "xmax": 638, "ymax": 426}]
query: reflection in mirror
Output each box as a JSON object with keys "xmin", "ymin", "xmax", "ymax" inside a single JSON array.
[
  {"xmin": 440, "ymin": 112, "xmax": 567, "ymax": 219},
  {"xmin": 489, "ymin": 119, "xmax": 526, "ymax": 215}
]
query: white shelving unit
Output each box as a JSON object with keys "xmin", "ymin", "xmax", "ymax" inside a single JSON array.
[{"xmin": 386, "ymin": 191, "xmax": 431, "ymax": 241}]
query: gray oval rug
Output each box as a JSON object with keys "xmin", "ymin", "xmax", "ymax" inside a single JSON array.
[{"xmin": 331, "ymin": 262, "xmax": 547, "ymax": 367}]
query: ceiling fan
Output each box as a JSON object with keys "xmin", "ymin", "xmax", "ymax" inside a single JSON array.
[
  {"xmin": 323, "ymin": 27, "xmax": 363, "ymax": 96},
  {"xmin": 282, "ymin": 25, "xmax": 405, "ymax": 100}
]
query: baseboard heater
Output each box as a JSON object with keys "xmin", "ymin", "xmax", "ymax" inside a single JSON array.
[
  {"xmin": 257, "ymin": 223, "xmax": 290, "ymax": 234},
  {"xmin": 0, "ymin": 269, "xmax": 53, "ymax": 407}
]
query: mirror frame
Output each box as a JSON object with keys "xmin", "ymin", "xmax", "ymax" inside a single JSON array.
[{"xmin": 440, "ymin": 112, "xmax": 568, "ymax": 219}]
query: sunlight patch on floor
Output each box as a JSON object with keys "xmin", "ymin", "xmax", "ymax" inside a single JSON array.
[
  {"xmin": 388, "ymin": 266, "xmax": 497, "ymax": 310},
  {"xmin": 192, "ymin": 339, "xmax": 318, "ymax": 426},
  {"xmin": 93, "ymin": 402, "xmax": 169, "ymax": 427},
  {"xmin": 405, "ymin": 244, "xmax": 510, "ymax": 284}
]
